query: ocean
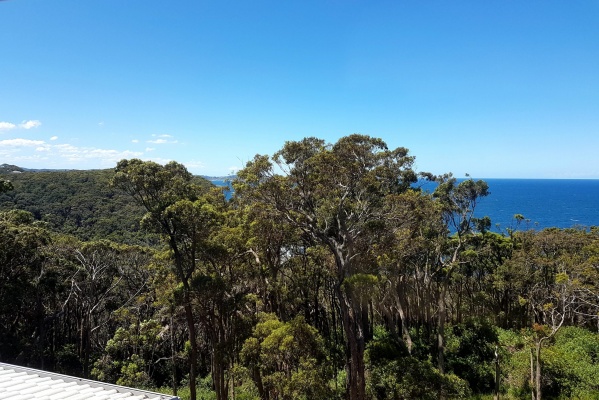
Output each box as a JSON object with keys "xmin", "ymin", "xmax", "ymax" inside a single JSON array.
[
  {"xmin": 467, "ymin": 179, "xmax": 599, "ymax": 232},
  {"xmin": 211, "ymin": 178, "xmax": 599, "ymax": 232}
]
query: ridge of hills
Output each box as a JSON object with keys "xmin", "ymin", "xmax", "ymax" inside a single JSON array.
[
  {"xmin": 0, "ymin": 163, "xmax": 235, "ymax": 180},
  {"xmin": 0, "ymin": 164, "xmax": 214, "ymax": 245}
]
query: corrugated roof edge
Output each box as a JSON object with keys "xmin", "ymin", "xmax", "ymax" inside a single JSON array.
[{"xmin": 0, "ymin": 362, "xmax": 179, "ymax": 399}]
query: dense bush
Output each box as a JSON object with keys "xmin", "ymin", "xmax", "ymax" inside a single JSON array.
[{"xmin": 2, "ymin": 143, "xmax": 599, "ymax": 400}]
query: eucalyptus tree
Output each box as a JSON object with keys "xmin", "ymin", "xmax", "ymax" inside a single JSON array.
[
  {"xmin": 62, "ymin": 239, "xmax": 155, "ymax": 378},
  {"xmin": 432, "ymin": 175, "xmax": 489, "ymax": 376},
  {"xmin": 0, "ymin": 210, "xmax": 51, "ymax": 366},
  {"xmin": 235, "ymin": 135, "xmax": 418, "ymax": 400},
  {"xmin": 373, "ymin": 189, "xmax": 444, "ymax": 354},
  {"xmin": 508, "ymin": 228, "xmax": 599, "ymax": 400},
  {"xmin": 187, "ymin": 195, "xmax": 253, "ymax": 400},
  {"xmin": 235, "ymin": 189, "xmax": 333, "ymax": 334},
  {"xmin": 240, "ymin": 313, "xmax": 332, "ymax": 400},
  {"xmin": 112, "ymin": 159, "xmax": 213, "ymax": 400}
]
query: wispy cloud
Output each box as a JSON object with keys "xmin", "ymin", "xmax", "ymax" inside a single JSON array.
[
  {"xmin": 183, "ymin": 161, "xmax": 205, "ymax": 170},
  {"xmin": 0, "ymin": 120, "xmax": 42, "ymax": 131},
  {"xmin": 0, "ymin": 138, "xmax": 46, "ymax": 147},
  {"xmin": 20, "ymin": 120, "xmax": 41, "ymax": 129},
  {"xmin": 0, "ymin": 138, "xmax": 143, "ymax": 168},
  {"xmin": 147, "ymin": 138, "xmax": 168, "ymax": 144},
  {"xmin": 50, "ymin": 136, "xmax": 58, "ymax": 141},
  {"xmin": 147, "ymin": 133, "xmax": 178, "ymax": 144},
  {"xmin": 0, "ymin": 122, "xmax": 17, "ymax": 131}
]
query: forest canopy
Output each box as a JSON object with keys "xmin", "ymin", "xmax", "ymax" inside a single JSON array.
[{"xmin": 1, "ymin": 136, "xmax": 599, "ymax": 400}]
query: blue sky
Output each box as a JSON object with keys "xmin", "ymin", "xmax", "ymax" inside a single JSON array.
[{"xmin": 1, "ymin": 1, "xmax": 598, "ymax": 178}]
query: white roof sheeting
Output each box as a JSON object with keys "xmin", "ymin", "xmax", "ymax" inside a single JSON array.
[{"xmin": 0, "ymin": 363, "xmax": 178, "ymax": 400}]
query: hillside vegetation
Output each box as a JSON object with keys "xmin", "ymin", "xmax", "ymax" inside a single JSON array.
[
  {"xmin": 0, "ymin": 164, "xmax": 212, "ymax": 244},
  {"xmin": 1, "ymin": 137, "xmax": 599, "ymax": 400}
]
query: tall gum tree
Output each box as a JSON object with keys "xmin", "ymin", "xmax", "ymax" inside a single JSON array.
[
  {"xmin": 372, "ymin": 189, "xmax": 444, "ymax": 355},
  {"xmin": 433, "ymin": 175, "xmax": 489, "ymax": 383},
  {"xmin": 510, "ymin": 228, "xmax": 599, "ymax": 400},
  {"xmin": 112, "ymin": 159, "xmax": 210, "ymax": 400},
  {"xmin": 235, "ymin": 135, "xmax": 418, "ymax": 400},
  {"xmin": 0, "ymin": 210, "xmax": 50, "ymax": 366}
]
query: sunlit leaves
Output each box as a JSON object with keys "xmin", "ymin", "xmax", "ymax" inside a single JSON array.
[{"xmin": 0, "ymin": 179, "xmax": 13, "ymax": 193}]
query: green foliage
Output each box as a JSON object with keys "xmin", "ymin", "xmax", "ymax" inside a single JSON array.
[
  {"xmin": 226, "ymin": 364, "xmax": 261, "ymax": 400},
  {"xmin": 445, "ymin": 321, "xmax": 498, "ymax": 393},
  {"xmin": 0, "ymin": 211, "xmax": 52, "ymax": 362},
  {"xmin": 498, "ymin": 326, "xmax": 599, "ymax": 399},
  {"xmin": 155, "ymin": 374, "xmax": 221, "ymax": 400},
  {"xmin": 117, "ymin": 354, "xmax": 153, "ymax": 388},
  {"xmin": 92, "ymin": 319, "xmax": 167, "ymax": 389},
  {"xmin": 367, "ymin": 355, "xmax": 470, "ymax": 399},
  {"xmin": 542, "ymin": 326, "xmax": 599, "ymax": 399},
  {"xmin": 366, "ymin": 326, "xmax": 471, "ymax": 399},
  {"xmin": 367, "ymin": 326, "xmax": 410, "ymax": 362},
  {"xmin": 0, "ymin": 166, "xmax": 213, "ymax": 244},
  {"xmin": 0, "ymin": 179, "xmax": 14, "ymax": 193},
  {"xmin": 0, "ymin": 169, "xmax": 148, "ymax": 244},
  {"xmin": 240, "ymin": 313, "xmax": 333, "ymax": 400},
  {"xmin": 496, "ymin": 328, "xmax": 534, "ymax": 399},
  {"xmin": 54, "ymin": 344, "xmax": 83, "ymax": 376},
  {"xmin": 434, "ymin": 175, "xmax": 490, "ymax": 235},
  {"xmin": 3, "ymin": 141, "xmax": 599, "ymax": 400}
]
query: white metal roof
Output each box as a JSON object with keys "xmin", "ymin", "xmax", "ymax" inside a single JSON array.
[{"xmin": 0, "ymin": 362, "xmax": 178, "ymax": 400}]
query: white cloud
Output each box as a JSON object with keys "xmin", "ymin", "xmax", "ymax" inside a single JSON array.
[
  {"xmin": 0, "ymin": 120, "xmax": 42, "ymax": 131},
  {"xmin": 182, "ymin": 161, "xmax": 205, "ymax": 173},
  {"xmin": 50, "ymin": 136, "xmax": 58, "ymax": 141},
  {"xmin": 147, "ymin": 134, "xmax": 178, "ymax": 144},
  {"xmin": 0, "ymin": 138, "xmax": 143, "ymax": 168},
  {"xmin": 145, "ymin": 147, "xmax": 155, "ymax": 152},
  {"xmin": 144, "ymin": 156, "xmax": 174, "ymax": 165},
  {"xmin": 19, "ymin": 120, "xmax": 42, "ymax": 129},
  {"xmin": 184, "ymin": 161, "xmax": 205, "ymax": 168},
  {"xmin": 0, "ymin": 138, "xmax": 46, "ymax": 147},
  {"xmin": 132, "ymin": 139, "xmax": 139, "ymax": 143},
  {"xmin": 228, "ymin": 166, "xmax": 241, "ymax": 174},
  {"xmin": 147, "ymin": 138, "xmax": 179, "ymax": 144},
  {"xmin": 0, "ymin": 122, "xmax": 17, "ymax": 131}
]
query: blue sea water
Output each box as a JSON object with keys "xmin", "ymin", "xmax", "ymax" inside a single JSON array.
[
  {"xmin": 211, "ymin": 178, "xmax": 599, "ymax": 231},
  {"xmin": 456, "ymin": 179, "xmax": 599, "ymax": 232}
]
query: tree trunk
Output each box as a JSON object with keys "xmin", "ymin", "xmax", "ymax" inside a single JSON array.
[
  {"xmin": 172, "ymin": 243, "xmax": 198, "ymax": 400},
  {"xmin": 170, "ymin": 311, "xmax": 177, "ymax": 397},
  {"xmin": 212, "ymin": 316, "xmax": 227, "ymax": 400},
  {"xmin": 252, "ymin": 366, "xmax": 267, "ymax": 400},
  {"xmin": 530, "ymin": 348, "xmax": 535, "ymax": 400},
  {"xmin": 438, "ymin": 282, "xmax": 447, "ymax": 375},
  {"xmin": 336, "ymin": 285, "xmax": 367, "ymax": 400},
  {"xmin": 82, "ymin": 312, "xmax": 91, "ymax": 378},
  {"xmin": 494, "ymin": 346, "xmax": 500, "ymax": 400},
  {"xmin": 183, "ymin": 294, "xmax": 198, "ymax": 400},
  {"xmin": 396, "ymin": 281, "xmax": 413, "ymax": 355},
  {"xmin": 438, "ymin": 281, "xmax": 448, "ymax": 400},
  {"xmin": 535, "ymin": 341, "xmax": 542, "ymax": 400},
  {"xmin": 212, "ymin": 351, "xmax": 226, "ymax": 400}
]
